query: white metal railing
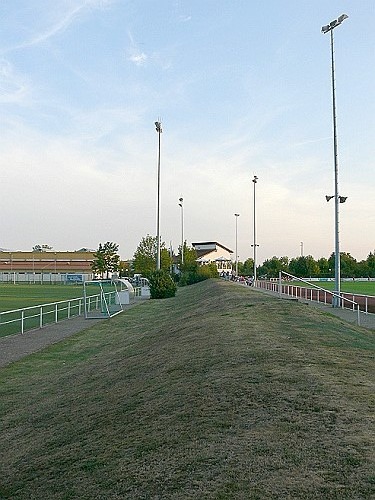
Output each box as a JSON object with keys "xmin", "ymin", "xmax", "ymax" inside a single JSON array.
[
  {"xmin": 0, "ymin": 286, "xmax": 144, "ymax": 337},
  {"xmin": 0, "ymin": 292, "xmax": 114, "ymax": 336},
  {"xmin": 0, "ymin": 287, "xmax": 142, "ymax": 336}
]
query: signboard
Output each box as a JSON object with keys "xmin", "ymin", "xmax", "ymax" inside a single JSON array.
[{"xmin": 66, "ymin": 274, "xmax": 83, "ymax": 283}]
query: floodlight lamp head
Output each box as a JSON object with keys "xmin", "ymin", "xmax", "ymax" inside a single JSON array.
[
  {"xmin": 179, "ymin": 197, "xmax": 183, "ymax": 203},
  {"xmin": 234, "ymin": 213, "xmax": 240, "ymax": 217},
  {"xmin": 326, "ymin": 195, "xmax": 334, "ymax": 202},
  {"xmin": 338, "ymin": 14, "xmax": 348, "ymax": 23},
  {"xmin": 339, "ymin": 196, "xmax": 348, "ymax": 203},
  {"xmin": 322, "ymin": 14, "xmax": 348, "ymax": 34},
  {"xmin": 155, "ymin": 121, "xmax": 162, "ymax": 133},
  {"xmin": 252, "ymin": 175, "xmax": 258, "ymax": 183}
]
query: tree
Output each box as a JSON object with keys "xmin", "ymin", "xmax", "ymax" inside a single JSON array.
[
  {"xmin": 179, "ymin": 244, "xmax": 198, "ymax": 273},
  {"xmin": 341, "ymin": 252, "xmax": 358, "ymax": 278},
  {"xmin": 257, "ymin": 256, "xmax": 289, "ymax": 278},
  {"xmin": 133, "ymin": 235, "xmax": 171, "ymax": 278},
  {"xmin": 238, "ymin": 258, "xmax": 254, "ymax": 276},
  {"xmin": 118, "ymin": 260, "xmax": 132, "ymax": 278},
  {"xmin": 328, "ymin": 252, "xmax": 357, "ymax": 278},
  {"xmin": 289, "ymin": 256, "xmax": 319, "ymax": 277},
  {"xmin": 367, "ymin": 251, "xmax": 375, "ymax": 277},
  {"xmin": 317, "ymin": 257, "xmax": 330, "ymax": 277},
  {"xmin": 161, "ymin": 247, "xmax": 173, "ymax": 272},
  {"xmin": 92, "ymin": 242, "xmax": 120, "ymax": 279}
]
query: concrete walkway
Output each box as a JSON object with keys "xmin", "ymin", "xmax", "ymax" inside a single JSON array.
[
  {"xmin": 254, "ymin": 286, "xmax": 375, "ymax": 330},
  {"xmin": 0, "ymin": 317, "xmax": 104, "ymax": 368},
  {"xmin": 0, "ymin": 299, "xmax": 147, "ymax": 368}
]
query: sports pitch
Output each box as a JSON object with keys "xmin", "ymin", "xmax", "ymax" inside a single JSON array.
[
  {"xmin": 0, "ymin": 284, "xmax": 87, "ymax": 313},
  {"xmin": 289, "ymin": 281, "xmax": 375, "ymax": 296},
  {"xmin": 0, "ymin": 283, "xmax": 108, "ymax": 313}
]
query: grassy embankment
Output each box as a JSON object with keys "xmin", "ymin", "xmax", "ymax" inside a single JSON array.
[{"xmin": 0, "ymin": 279, "xmax": 374, "ymax": 499}]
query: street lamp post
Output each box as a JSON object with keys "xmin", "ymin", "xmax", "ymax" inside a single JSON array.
[
  {"xmin": 251, "ymin": 175, "xmax": 259, "ymax": 282},
  {"xmin": 321, "ymin": 14, "xmax": 348, "ymax": 307},
  {"xmin": 178, "ymin": 197, "xmax": 184, "ymax": 265},
  {"xmin": 155, "ymin": 120, "xmax": 162, "ymax": 270},
  {"xmin": 234, "ymin": 213, "xmax": 240, "ymax": 276}
]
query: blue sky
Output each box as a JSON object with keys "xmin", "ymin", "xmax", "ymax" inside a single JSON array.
[{"xmin": 0, "ymin": 0, "xmax": 374, "ymax": 262}]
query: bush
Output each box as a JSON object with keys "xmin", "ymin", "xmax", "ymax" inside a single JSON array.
[
  {"xmin": 179, "ymin": 263, "xmax": 219, "ymax": 286},
  {"xmin": 148, "ymin": 270, "xmax": 177, "ymax": 299}
]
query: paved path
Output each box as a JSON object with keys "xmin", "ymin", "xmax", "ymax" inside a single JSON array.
[
  {"xmin": 0, "ymin": 317, "xmax": 104, "ymax": 368},
  {"xmin": 254, "ymin": 286, "xmax": 375, "ymax": 330},
  {"xmin": 0, "ymin": 299, "xmax": 147, "ymax": 369}
]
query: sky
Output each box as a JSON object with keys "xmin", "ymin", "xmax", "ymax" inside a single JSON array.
[{"xmin": 0, "ymin": 0, "xmax": 374, "ymax": 263}]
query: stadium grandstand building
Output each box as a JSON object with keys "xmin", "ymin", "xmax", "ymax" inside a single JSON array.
[
  {"xmin": 192, "ymin": 242, "xmax": 233, "ymax": 275},
  {"xmin": 0, "ymin": 250, "xmax": 95, "ymax": 283}
]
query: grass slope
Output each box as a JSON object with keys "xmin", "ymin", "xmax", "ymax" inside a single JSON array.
[{"xmin": 0, "ymin": 280, "xmax": 374, "ymax": 499}]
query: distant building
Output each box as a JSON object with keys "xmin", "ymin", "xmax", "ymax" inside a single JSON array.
[
  {"xmin": 192, "ymin": 242, "xmax": 233, "ymax": 274},
  {"xmin": 0, "ymin": 250, "xmax": 95, "ymax": 283}
]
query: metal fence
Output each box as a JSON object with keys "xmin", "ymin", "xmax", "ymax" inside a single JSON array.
[
  {"xmin": 256, "ymin": 280, "xmax": 373, "ymax": 313},
  {"xmin": 254, "ymin": 272, "xmax": 375, "ymax": 326},
  {"xmin": 0, "ymin": 292, "xmax": 115, "ymax": 337},
  {"xmin": 0, "ymin": 285, "xmax": 145, "ymax": 337}
]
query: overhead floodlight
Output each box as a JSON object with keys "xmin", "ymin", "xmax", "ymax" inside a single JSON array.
[
  {"xmin": 339, "ymin": 196, "xmax": 348, "ymax": 203},
  {"xmin": 326, "ymin": 195, "xmax": 334, "ymax": 202},
  {"xmin": 155, "ymin": 121, "xmax": 162, "ymax": 133},
  {"xmin": 252, "ymin": 175, "xmax": 258, "ymax": 184},
  {"xmin": 321, "ymin": 14, "xmax": 348, "ymax": 34},
  {"xmin": 338, "ymin": 14, "xmax": 349, "ymax": 23}
]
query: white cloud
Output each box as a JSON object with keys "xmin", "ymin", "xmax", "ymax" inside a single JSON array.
[
  {"xmin": 0, "ymin": 59, "xmax": 29, "ymax": 103},
  {"xmin": 126, "ymin": 30, "xmax": 149, "ymax": 67},
  {"xmin": 1, "ymin": 0, "xmax": 117, "ymax": 53},
  {"xmin": 128, "ymin": 53, "xmax": 148, "ymax": 66}
]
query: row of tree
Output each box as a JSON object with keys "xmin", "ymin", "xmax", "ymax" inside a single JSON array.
[
  {"xmin": 91, "ymin": 236, "xmax": 218, "ymax": 284},
  {"xmin": 91, "ymin": 239, "xmax": 375, "ymax": 280},
  {"xmin": 255, "ymin": 251, "xmax": 375, "ymax": 279}
]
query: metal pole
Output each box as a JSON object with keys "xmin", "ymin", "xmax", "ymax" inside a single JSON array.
[
  {"xmin": 330, "ymin": 29, "xmax": 341, "ymax": 307},
  {"xmin": 252, "ymin": 176, "xmax": 258, "ymax": 282},
  {"xmin": 179, "ymin": 197, "xmax": 184, "ymax": 265},
  {"xmin": 155, "ymin": 121, "xmax": 162, "ymax": 270},
  {"xmin": 234, "ymin": 214, "xmax": 239, "ymax": 275},
  {"xmin": 322, "ymin": 14, "xmax": 348, "ymax": 307}
]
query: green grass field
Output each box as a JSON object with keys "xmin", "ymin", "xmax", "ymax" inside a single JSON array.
[
  {"xmin": 288, "ymin": 280, "xmax": 375, "ymax": 296},
  {"xmin": 0, "ymin": 282, "xmax": 119, "ymax": 313},
  {"xmin": 0, "ymin": 283, "xmax": 86, "ymax": 312},
  {"xmin": 0, "ymin": 279, "xmax": 374, "ymax": 498}
]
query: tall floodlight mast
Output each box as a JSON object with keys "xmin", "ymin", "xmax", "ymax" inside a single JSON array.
[{"xmin": 321, "ymin": 14, "xmax": 348, "ymax": 307}]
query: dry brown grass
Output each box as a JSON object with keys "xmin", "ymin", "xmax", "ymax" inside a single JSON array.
[{"xmin": 0, "ymin": 279, "xmax": 374, "ymax": 499}]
